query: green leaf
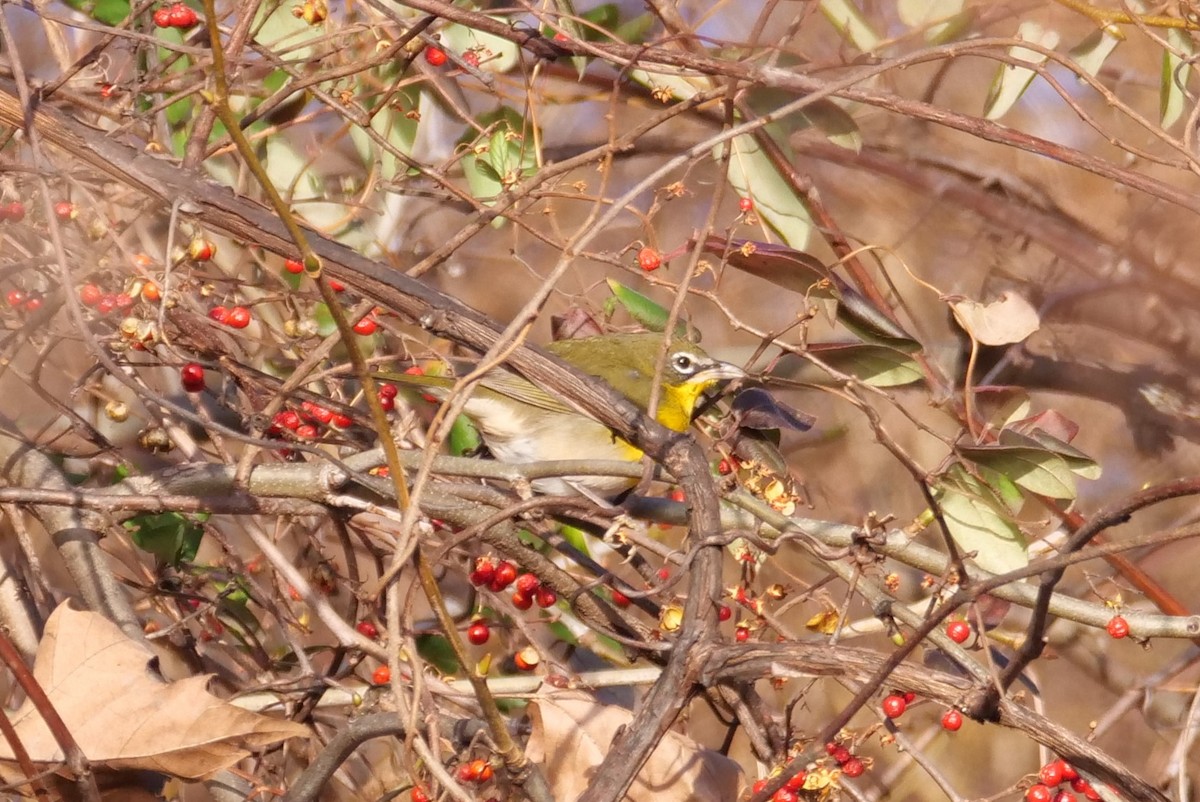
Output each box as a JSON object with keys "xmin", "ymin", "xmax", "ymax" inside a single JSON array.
[
  {"xmin": 1069, "ymin": 28, "xmax": 1121, "ymax": 78},
  {"xmin": 558, "ymin": 523, "xmax": 591, "ymax": 556},
  {"xmin": 461, "ymin": 107, "xmax": 539, "ymax": 224},
  {"xmin": 605, "ymin": 279, "xmax": 690, "ymax": 336},
  {"xmin": 820, "ymin": 0, "xmax": 880, "ymax": 52},
  {"xmin": 698, "ymin": 237, "xmax": 919, "ymax": 348},
  {"xmin": 448, "ymin": 415, "xmax": 483, "ymax": 457},
  {"xmin": 124, "ymin": 512, "xmax": 205, "ymax": 566},
  {"xmin": 898, "ymin": 0, "xmax": 965, "ymax": 42},
  {"xmin": 724, "ymin": 134, "xmax": 813, "ymax": 249},
  {"xmin": 984, "ymin": 21, "xmax": 1059, "ymax": 120},
  {"xmin": 934, "ymin": 467, "xmax": 1028, "ymax": 574},
  {"xmin": 615, "ymin": 12, "xmax": 654, "ymax": 43},
  {"xmin": 1161, "ymin": 28, "xmax": 1194, "ymax": 128},
  {"xmin": 416, "ymin": 634, "xmax": 460, "ymax": 675},
  {"xmin": 808, "ymin": 342, "xmax": 923, "ymax": 387},
  {"xmin": 77, "ymin": 0, "xmax": 132, "ymax": 24},
  {"xmin": 312, "ymin": 303, "xmax": 336, "ymax": 337},
  {"xmin": 958, "ymin": 442, "xmax": 1077, "ymax": 500},
  {"xmin": 547, "ymin": 621, "xmax": 579, "ymax": 646},
  {"xmin": 797, "ymin": 101, "xmax": 862, "ymax": 153},
  {"xmin": 1004, "ymin": 428, "xmax": 1102, "ymax": 480}
]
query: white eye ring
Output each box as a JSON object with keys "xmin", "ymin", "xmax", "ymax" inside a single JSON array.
[{"xmin": 672, "ymin": 353, "xmax": 697, "ymax": 374}]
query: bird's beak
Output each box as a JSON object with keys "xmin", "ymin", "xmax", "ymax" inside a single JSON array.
[{"xmin": 695, "ymin": 360, "xmax": 746, "ymax": 384}]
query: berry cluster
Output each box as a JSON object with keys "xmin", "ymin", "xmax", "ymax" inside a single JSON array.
[
  {"xmin": 152, "ymin": 3, "xmax": 199, "ymax": 28},
  {"xmin": 79, "ymin": 284, "xmax": 136, "ymax": 315},
  {"xmin": 469, "ymin": 556, "xmax": 557, "ymax": 610},
  {"xmin": 1026, "ymin": 759, "xmax": 1101, "ymax": 802},
  {"xmin": 750, "ymin": 765, "xmax": 808, "ymax": 802},
  {"xmin": 209, "ymin": 305, "xmax": 251, "ymax": 329},
  {"xmin": 264, "ymin": 400, "xmax": 354, "ymax": 441},
  {"xmin": 826, "ymin": 741, "xmax": 865, "ymax": 778},
  {"xmin": 455, "ymin": 757, "xmax": 494, "ymax": 785},
  {"xmin": 6, "ymin": 289, "xmax": 44, "ymax": 315}
]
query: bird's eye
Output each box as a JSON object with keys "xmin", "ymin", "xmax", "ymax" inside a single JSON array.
[{"xmin": 672, "ymin": 353, "xmax": 697, "ymax": 374}]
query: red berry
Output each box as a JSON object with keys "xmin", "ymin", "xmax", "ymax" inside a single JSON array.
[
  {"xmin": 79, "ymin": 284, "xmax": 103, "ymax": 306},
  {"xmin": 511, "ymin": 589, "xmax": 534, "ymax": 610},
  {"xmin": 180, "ymin": 362, "xmax": 205, "ymax": 392},
  {"xmin": 1027, "ymin": 784, "xmax": 1054, "ymax": 802},
  {"xmin": 188, "ymin": 238, "xmax": 216, "ymax": 261},
  {"xmin": 96, "ymin": 296, "xmax": 117, "ymax": 315},
  {"xmin": 656, "ymin": 567, "xmax": 670, "ymax": 581},
  {"xmin": 771, "ymin": 790, "xmax": 797, "ymax": 802},
  {"xmin": 353, "ymin": 316, "xmax": 378, "ymax": 335},
  {"xmin": 6, "ymin": 289, "xmax": 25, "ymax": 307},
  {"xmin": 168, "ymin": 3, "xmax": 197, "ymax": 27},
  {"xmin": 152, "ymin": 6, "xmax": 171, "ymax": 26},
  {"xmin": 209, "ymin": 305, "xmax": 230, "ymax": 323},
  {"xmin": 371, "ymin": 665, "xmax": 390, "ymax": 684},
  {"xmin": 1040, "ymin": 760, "xmax": 1067, "ymax": 787},
  {"xmin": 535, "ymin": 586, "xmax": 557, "ymax": 608},
  {"xmin": 784, "ymin": 771, "xmax": 807, "ymax": 791},
  {"xmin": 356, "ymin": 620, "xmax": 379, "ymax": 639},
  {"xmin": 331, "ymin": 412, "xmax": 353, "ymax": 428},
  {"xmin": 941, "ymin": 708, "xmax": 963, "ymax": 731},
  {"xmin": 53, "ymin": 201, "xmax": 75, "ymax": 220},
  {"xmin": 513, "ymin": 646, "xmax": 538, "ymax": 671},
  {"xmin": 903, "ymin": 691, "xmax": 916, "ymax": 703},
  {"xmin": 717, "ymin": 458, "xmax": 733, "ymax": 475},
  {"xmin": 474, "ymin": 761, "xmax": 493, "ymax": 783},
  {"xmin": 1106, "ymin": 614, "xmax": 1129, "ymax": 639},
  {"xmin": 738, "ymin": 196, "xmax": 754, "ymax": 212},
  {"xmin": 831, "ymin": 746, "xmax": 851, "ymax": 764},
  {"xmin": 467, "ymin": 621, "xmax": 490, "ymax": 645},
  {"xmin": 611, "ymin": 589, "xmax": 630, "ymax": 608},
  {"xmin": 637, "ymin": 246, "xmax": 662, "ymax": 272},
  {"xmin": 305, "ymin": 403, "xmax": 333, "ymax": 424},
  {"xmin": 274, "ymin": 410, "xmax": 301, "ymax": 430},
  {"xmin": 946, "ymin": 619, "xmax": 971, "ymax": 644},
  {"xmin": 378, "ymin": 383, "xmax": 398, "ymax": 399},
  {"xmin": 114, "ymin": 292, "xmax": 135, "ymax": 310},
  {"xmin": 462, "ymin": 50, "xmax": 481, "ymax": 67},
  {"xmin": 841, "ymin": 757, "xmax": 864, "ymax": 778},
  {"xmin": 295, "ymin": 423, "xmax": 318, "ymax": 439},
  {"xmin": 515, "ymin": 572, "xmax": 540, "ymax": 595},
  {"xmin": 329, "ymin": 279, "xmax": 346, "ymax": 291},
  {"xmin": 225, "ymin": 305, "xmax": 251, "ymax": 329},
  {"xmin": 470, "ymin": 557, "xmax": 496, "ymax": 587},
  {"xmin": 284, "ymin": 258, "xmax": 304, "ymax": 274},
  {"xmin": 718, "ymin": 605, "xmax": 732, "ymax": 621},
  {"xmin": 3, "ymin": 202, "xmax": 24, "ymax": 222},
  {"xmin": 411, "ymin": 789, "xmax": 430, "ymax": 802},
  {"xmin": 424, "ymin": 46, "xmax": 447, "ymax": 66},
  {"xmin": 735, "ymin": 627, "xmax": 750, "ymax": 642},
  {"xmin": 1054, "ymin": 794, "xmax": 1077, "ymax": 802},
  {"xmin": 881, "ymin": 694, "xmax": 907, "ymax": 719},
  {"xmin": 456, "ymin": 763, "xmax": 475, "ymax": 783},
  {"xmin": 1061, "ymin": 763, "xmax": 1079, "ymax": 781},
  {"xmin": 491, "ymin": 561, "xmax": 517, "ymax": 590},
  {"xmin": 751, "ymin": 780, "xmax": 768, "ymax": 795}
]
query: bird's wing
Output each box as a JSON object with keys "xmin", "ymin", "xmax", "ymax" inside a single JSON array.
[{"xmin": 376, "ymin": 369, "xmax": 574, "ymax": 415}]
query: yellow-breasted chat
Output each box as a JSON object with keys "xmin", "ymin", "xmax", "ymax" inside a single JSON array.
[{"xmin": 380, "ymin": 332, "xmax": 745, "ymax": 496}]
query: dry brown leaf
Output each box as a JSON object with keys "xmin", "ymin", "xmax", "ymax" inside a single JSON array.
[
  {"xmin": 948, "ymin": 291, "xmax": 1040, "ymax": 345},
  {"xmin": 525, "ymin": 692, "xmax": 742, "ymax": 802},
  {"xmin": 0, "ymin": 603, "xmax": 308, "ymax": 781}
]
